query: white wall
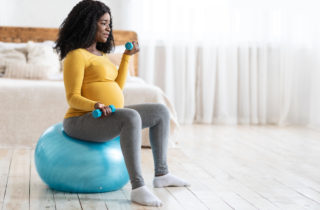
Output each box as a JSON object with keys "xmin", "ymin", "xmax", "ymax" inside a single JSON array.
[{"xmin": 0, "ymin": 0, "xmax": 133, "ymax": 30}]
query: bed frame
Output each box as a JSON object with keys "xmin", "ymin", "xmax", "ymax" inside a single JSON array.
[{"xmin": 0, "ymin": 26, "xmax": 139, "ymax": 76}]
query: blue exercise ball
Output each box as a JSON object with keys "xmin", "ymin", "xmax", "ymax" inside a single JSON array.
[{"xmin": 34, "ymin": 122, "xmax": 129, "ymax": 193}]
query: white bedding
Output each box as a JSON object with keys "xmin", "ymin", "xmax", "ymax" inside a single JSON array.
[{"xmin": 0, "ymin": 76, "xmax": 179, "ymax": 148}]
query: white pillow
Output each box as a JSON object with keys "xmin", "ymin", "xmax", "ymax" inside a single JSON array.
[
  {"xmin": 1, "ymin": 41, "xmax": 61, "ymax": 80},
  {"xmin": 0, "ymin": 49, "xmax": 26, "ymax": 76},
  {"xmin": 4, "ymin": 62, "xmax": 54, "ymax": 79},
  {"xmin": 0, "ymin": 42, "xmax": 27, "ymax": 51},
  {"xmin": 0, "ymin": 41, "xmax": 56, "ymax": 52},
  {"xmin": 27, "ymin": 41, "xmax": 60, "ymax": 76}
]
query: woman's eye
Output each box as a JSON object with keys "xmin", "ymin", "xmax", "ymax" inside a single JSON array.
[{"xmin": 102, "ymin": 23, "xmax": 110, "ymax": 27}]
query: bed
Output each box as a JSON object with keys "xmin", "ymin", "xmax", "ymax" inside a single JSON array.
[{"xmin": 0, "ymin": 26, "xmax": 179, "ymax": 148}]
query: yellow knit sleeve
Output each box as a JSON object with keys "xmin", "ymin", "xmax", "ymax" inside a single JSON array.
[
  {"xmin": 115, "ymin": 54, "xmax": 131, "ymax": 89},
  {"xmin": 63, "ymin": 50, "xmax": 97, "ymax": 111}
]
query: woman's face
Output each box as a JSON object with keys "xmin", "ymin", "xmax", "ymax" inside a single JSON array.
[{"xmin": 95, "ymin": 13, "xmax": 111, "ymax": 43}]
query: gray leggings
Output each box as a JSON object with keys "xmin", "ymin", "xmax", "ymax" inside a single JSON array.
[{"xmin": 63, "ymin": 103, "xmax": 170, "ymax": 189}]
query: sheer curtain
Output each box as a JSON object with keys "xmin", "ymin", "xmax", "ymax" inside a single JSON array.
[{"xmin": 124, "ymin": 0, "xmax": 320, "ymax": 127}]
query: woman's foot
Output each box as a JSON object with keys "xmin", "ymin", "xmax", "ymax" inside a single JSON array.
[
  {"xmin": 131, "ymin": 185, "xmax": 162, "ymax": 207},
  {"xmin": 153, "ymin": 173, "xmax": 190, "ymax": 188}
]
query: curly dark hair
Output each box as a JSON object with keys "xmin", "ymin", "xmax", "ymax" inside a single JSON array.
[{"xmin": 54, "ymin": 0, "xmax": 115, "ymax": 60}]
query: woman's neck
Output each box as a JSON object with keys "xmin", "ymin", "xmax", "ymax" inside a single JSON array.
[{"xmin": 86, "ymin": 42, "xmax": 102, "ymax": 56}]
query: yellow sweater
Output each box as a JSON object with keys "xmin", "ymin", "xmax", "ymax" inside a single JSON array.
[{"xmin": 63, "ymin": 48, "xmax": 130, "ymax": 118}]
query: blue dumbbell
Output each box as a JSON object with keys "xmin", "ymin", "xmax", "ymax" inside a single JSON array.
[
  {"xmin": 92, "ymin": 105, "xmax": 116, "ymax": 118},
  {"xmin": 125, "ymin": 42, "xmax": 133, "ymax": 50}
]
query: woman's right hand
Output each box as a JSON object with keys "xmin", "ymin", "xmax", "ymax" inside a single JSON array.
[
  {"xmin": 124, "ymin": 41, "xmax": 140, "ymax": 55},
  {"xmin": 94, "ymin": 102, "xmax": 112, "ymax": 117}
]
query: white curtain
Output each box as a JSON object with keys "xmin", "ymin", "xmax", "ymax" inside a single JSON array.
[{"xmin": 124, "ymin": 0, "xmax": 320, "ymax": 126}]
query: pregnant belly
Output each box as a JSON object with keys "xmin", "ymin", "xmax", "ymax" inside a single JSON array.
[{"xmin": 82, "ymin": 81, "xmax": 124, "ymax": 108}]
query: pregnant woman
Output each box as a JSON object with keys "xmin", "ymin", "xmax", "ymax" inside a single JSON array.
[{"xmin": 54, "ymin": 0, "xmax": 189, "ymax": 207}]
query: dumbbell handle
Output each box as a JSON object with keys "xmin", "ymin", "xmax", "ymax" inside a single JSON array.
[
  {"xmin": 125, "ymin": 42, "xmax": 133, "ymax": 50},
  {"xmin": 92, "ymin": 105, "xmax": 116, "ymax": 118}
]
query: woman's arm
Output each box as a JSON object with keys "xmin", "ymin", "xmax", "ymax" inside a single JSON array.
[
  {"xmin": 63, "ymin": 50, "xmax": 97, "ymax": 111},
  {"xmin": 115, "ymin": 54, "xmax": 131, "ymax": 89},
  {"xmin": 115, "ymin": 41, "xmax": 140, "ymax": 89}
]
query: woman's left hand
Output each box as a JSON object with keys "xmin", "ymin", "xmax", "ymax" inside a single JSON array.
[{"xmin": 124, "ymin": 41, "xmax": 140, "ymax": 55}]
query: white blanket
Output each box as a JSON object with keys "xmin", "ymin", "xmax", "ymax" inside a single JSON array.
[{"xmin": 0, "ymin": 77, "xmax": 179, "ymax": 148}]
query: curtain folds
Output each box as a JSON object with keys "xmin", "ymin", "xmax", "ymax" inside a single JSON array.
[{"xmin": 126, "ymin": 0, "xmax": 320, "ymax": 126}]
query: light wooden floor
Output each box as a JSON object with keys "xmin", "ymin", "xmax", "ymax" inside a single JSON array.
[{"xmin": 1, "ymin": 124, "xmax": 320, "ymax": 210}]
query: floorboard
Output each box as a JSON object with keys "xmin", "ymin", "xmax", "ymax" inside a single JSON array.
[{"xmin": 1, "ymin": 124, "xmax": 320, "ymax": 209}]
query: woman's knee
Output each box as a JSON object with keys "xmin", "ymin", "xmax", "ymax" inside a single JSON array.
[
  {"xmin": 120, "ymin": 109, "xmax": 142, "ymax": 127},
  {"xmin": 154, "ymin": 104, "xmax": 170, "ymax": 121}
]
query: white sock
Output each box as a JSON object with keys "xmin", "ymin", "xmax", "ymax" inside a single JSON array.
[
  {"xmin": 153, "ymin": 173, "xmax": 190, "ymax": 188},
  {"xmin": 131, "ymin": 185, "xmax": 162, "ymax": 207}
]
